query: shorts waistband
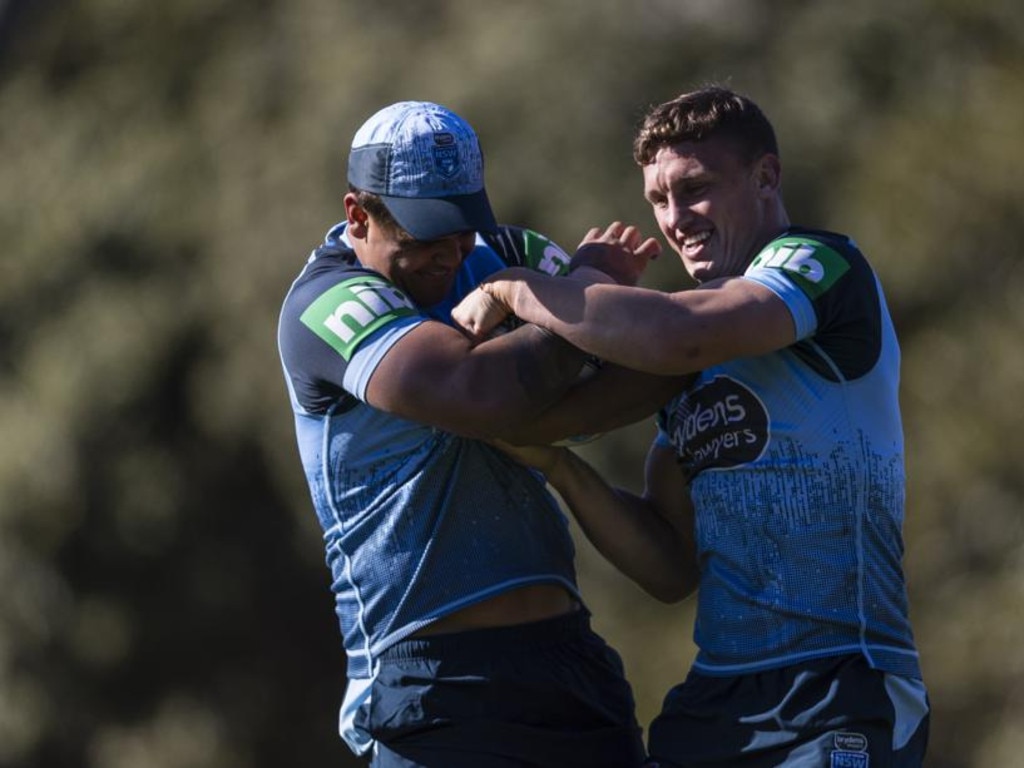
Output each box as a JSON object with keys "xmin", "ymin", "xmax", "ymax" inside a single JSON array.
[{"xmin": 380, "ymin": 607, "xmax": 591, "ymax": 661}]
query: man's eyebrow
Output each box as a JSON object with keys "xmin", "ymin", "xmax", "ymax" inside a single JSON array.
[{"xmin": 673, "ymin": 172, "xmax": 712, "ymax": 189}]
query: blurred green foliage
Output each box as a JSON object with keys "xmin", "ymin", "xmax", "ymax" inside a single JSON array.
[{"xmin": 2, "ymin": 0, "xmax": 1023, "ymax": 766}]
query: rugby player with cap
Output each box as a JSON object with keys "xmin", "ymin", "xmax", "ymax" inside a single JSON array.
[{"xmin": 277, "ymin": 101, "xmax": 676, "ymax": 767}]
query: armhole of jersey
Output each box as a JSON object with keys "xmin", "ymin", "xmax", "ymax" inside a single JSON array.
[
  {"xmin": 479, "ymin": 226, "xmax": 526, "ymax": 267},
  {"xmin": 484, "ymin": 225, "xmax": 574, "ymax": 276}
]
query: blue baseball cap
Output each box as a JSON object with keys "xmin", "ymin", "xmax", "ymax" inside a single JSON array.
[{"xmin": 347, "ymin": 101, "xmax": 498, "ymax": 240}]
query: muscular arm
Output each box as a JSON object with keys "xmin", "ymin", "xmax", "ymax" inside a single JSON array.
[
  {"xmin": 499, "ymin": 363, "xmax": 693, "ymax": 446},
  {"xmin": 512, "ymin": 440, "xmax": 698, "ymax": 602},
  {"xmin": 465, "ymin": 269, "xmax": 796, "ymax": 376},
  {"xmin": 365, "ymin": 318, "xmax": 589, "ymax": 439},
  {"xmin": 367, "ymin": 224, "xmax": 667, "ymax": 441}
]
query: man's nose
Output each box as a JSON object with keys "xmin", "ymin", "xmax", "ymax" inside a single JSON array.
[{"xmin": 666, "ymin": 199, "xmax": 693, "ymax": 233}]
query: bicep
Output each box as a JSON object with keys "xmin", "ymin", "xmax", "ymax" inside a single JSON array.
[
  {"xmin": 364, "ymin": 320, "xmax": 582, "ymax": 437},
  {"xmin": 530, "ymin": 278, "xmax": 799, "ymax": 376},
  {"xmin": 643, "ymin": 442, "xmax": 693, "ymax": 534},
  {"xmin": 670, "ymin": 277, "xmax": 796, "ymax": 368},
  {"xmin": 364, "ymin": 322, "xmax": 488, "ymax": 433},
  {"xmin": 641, "ymin": 441, "xmax": 700, "ymax": 598}
]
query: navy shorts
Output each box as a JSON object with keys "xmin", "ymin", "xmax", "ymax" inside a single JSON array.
[
  {"xmin": 357, "ymin": 609, "xmax": 646, "ymax": 768},
  {"xmin": 646, "ymin": 654, "xmax": 929, "ymax": 768}
]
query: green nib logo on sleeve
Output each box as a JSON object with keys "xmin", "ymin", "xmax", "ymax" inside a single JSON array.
[
  {"xmin": 300, "ymin": 276, "xmax": 418, "ymax": 360},
  {"xmin": 523, "ymin": 229, "xmax": 571, "ymax": 276},
  {"xmin": 749, "ymin": 237, "xmax": 850, "ymax": 299}
]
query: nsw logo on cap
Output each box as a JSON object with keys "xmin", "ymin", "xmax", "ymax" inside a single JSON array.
[{"xmin": 432, "ymin": 132, "xmax": 460, "ymax": 179}]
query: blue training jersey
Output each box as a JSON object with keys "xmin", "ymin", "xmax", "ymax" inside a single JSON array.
[
  {"xmin": 277, "ymin": 222, "xmax": 582, "ymax": 753},
  {"xmin": 656, "ymin": 227, "xmax": 922, "ymax": 680}
]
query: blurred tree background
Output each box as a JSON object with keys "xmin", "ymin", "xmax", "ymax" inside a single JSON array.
[{"xmin": 1, "ymin": 0, "xmax": 1023, "ymax": 766}]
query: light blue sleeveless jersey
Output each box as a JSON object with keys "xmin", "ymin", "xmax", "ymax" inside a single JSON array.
[
  {"xmin": 278, "ymin": 222, "xmax": 581, "ymax": 753},
  {"xmin": 656, "ymin": 227, "xmax": 922, "ymax": 680}
]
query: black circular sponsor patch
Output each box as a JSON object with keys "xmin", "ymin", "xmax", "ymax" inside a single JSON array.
[{"xmin": 667, "ymin": 375, "xmax": 769, "ymax": 474}]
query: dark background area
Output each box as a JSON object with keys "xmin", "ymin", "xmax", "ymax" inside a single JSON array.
[{"xmin": 2, "ymin": 1, "xmax": 1023, "ymax": 766}]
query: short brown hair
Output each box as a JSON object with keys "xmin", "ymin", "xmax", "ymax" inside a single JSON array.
[{"xmin": 633, "ymin": 86, "xmax": 779, "ymax": 167}]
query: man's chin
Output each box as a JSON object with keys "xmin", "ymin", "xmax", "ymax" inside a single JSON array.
[{"xmin": 684, "ymin": 260, "xmax": 717, "ymax": 284}]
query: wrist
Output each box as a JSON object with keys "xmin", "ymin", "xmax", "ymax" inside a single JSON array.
[
  {"xmin": 566, "ymin": 265, "xmax": 615, "ymax": 285},
  {"xmin": 482, "ymin": 266, "xmax": 531, "ymax": 311},
  {"xmin": 479, "ymin": 278, "xmax": 512, "ymax": 313},
  {"xmin": 542, "ymin": 445, "xmax": 575, "ymax": 487},
  {"xmin": 568, "ymin": 244, "xmax": 606, "ymax": 273}
]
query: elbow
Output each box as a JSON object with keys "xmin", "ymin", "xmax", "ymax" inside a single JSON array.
[
  {"xmin": 439, "ymin": 384, "xmax": 538, "ymax": 439},
  {"xmin": 644, "ymin": 580, "xmax": 695, "ymax": 605},
  {"xmin": 619, "ymin": 347, "xmax": 703, "ymax": 378},
  {"xmin": 449, "ymin": 409, "xmax": 524, "ymax": 441},
  {"xmin": 637, "ymin": 560, "xmax": 699, "ymax": 604},
  {"xmin": 654, "ymin": 344, "xmax": 705, "ymax": 377}
]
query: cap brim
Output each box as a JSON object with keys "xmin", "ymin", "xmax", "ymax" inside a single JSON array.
[{"xmin": 380, "ymin": 189, "xmax": 497, "ymax": 241}]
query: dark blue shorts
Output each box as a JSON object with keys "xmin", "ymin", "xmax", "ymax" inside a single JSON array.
[
  {"xmin": 357, "ymin": 609, "xmax": 645, "ymax": 768},
  {"xmin": 646, "ymin": 654, "xmax": 929, "ymax": 768}
]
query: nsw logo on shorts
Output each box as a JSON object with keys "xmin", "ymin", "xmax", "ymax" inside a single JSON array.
[{"xmin": 830, "ymin": 731, "xmax": 869, "ymax": 767}]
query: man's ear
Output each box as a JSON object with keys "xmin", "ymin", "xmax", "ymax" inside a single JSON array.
[
  {"xmin": 754, "ymin": 154, "xmax": 782, "ymax": 197},
  {"xmin": 344, "ymin": 193, "xmax": 369, "ymax": 238}
]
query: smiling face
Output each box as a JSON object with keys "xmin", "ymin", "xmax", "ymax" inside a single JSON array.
[
  {"xmin": 344, "ymin": 193, "xmax": 476, "ymax": 307},
  {"xmin": 642, "ymin": 136, "xmax": 785, "ymax": 284}
]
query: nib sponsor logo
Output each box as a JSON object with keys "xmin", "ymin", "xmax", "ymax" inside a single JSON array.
[
  {"xmin": 300, "ymin": 276, "xmax": 417, "ymax": 360},
  {"xmin": 668, "ymin": 375, "xmax": 769, "ymax": 474}
]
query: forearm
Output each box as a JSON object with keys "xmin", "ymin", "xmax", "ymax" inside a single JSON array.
[
  {"xmin": 495, "ymin": 321, "xmax": 588, "ymax": 405},
  {"xmin": 495, "ymin": 364, "xmax": 692, "ymax": 446},
  {"xmin": 451, "ymin": 322, "xmax": 589, "ymax": 436},
  {"xmin": 544, "ymin": 449, "xmax": 696, "ymax": 602},
  {"xmin": 491, "ymin": 271, "xmax": 691, "ymax": 375},
  {"xmin": 369, "ymin": 319, "xmax": 589, "ymax": 439}
]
